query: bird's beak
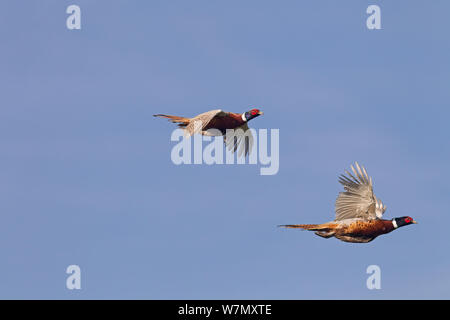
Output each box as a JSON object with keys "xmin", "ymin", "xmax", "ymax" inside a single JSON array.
[
  {"xmin": 258, "ymin": 111, "xmax": 264, "ymax": 115},
  {"xmin": 412, "ymin": 220, "xmax": 418, "ymax": 224}
]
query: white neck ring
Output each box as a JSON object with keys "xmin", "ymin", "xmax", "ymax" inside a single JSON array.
[{"xmin": 392, "ymin": 219, "xmax": 398, "ymax": 229}]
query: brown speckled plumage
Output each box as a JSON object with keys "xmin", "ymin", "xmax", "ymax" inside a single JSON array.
[
  {"xmin": 154, "ymin": 108, "xmax": 263, "ymax": 157},
  {"xmin": 280, "ymin": 162, "xmax": 417, "ymax": 243}
]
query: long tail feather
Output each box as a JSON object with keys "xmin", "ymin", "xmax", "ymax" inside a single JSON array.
[
  {"xmin": 278, "ymin": 224, "xmax": 323, "ymax": 231},
  {"xmin": 278, "ymin": 222, "xmax": 338, "ymax": 231},
  {"xmin": 153, "ymin": 114, "xmax": 190, "ymax": 126}
]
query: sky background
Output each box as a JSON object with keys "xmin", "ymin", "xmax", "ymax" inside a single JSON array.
[{"xmin": 0, "ymin": 1, "xmax": 449, "ymax": 299}]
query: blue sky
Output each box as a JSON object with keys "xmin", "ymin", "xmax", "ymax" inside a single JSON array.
[{"xmin": 0, "ymin": 1, "xmax": 449, "ymax": 299}]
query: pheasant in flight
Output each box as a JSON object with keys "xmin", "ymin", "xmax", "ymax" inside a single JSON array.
[
  {"xmin": 280, "ymin": 162, "xmax": 417, "ymax": 243},
  {"xmin": 154, "ymin": 108, "xmax": 263, "ymax": 156}
]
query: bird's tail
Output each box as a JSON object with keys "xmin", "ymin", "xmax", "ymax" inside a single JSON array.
[
  {"xmin": 278, "ymin": 222, "xmax": 337, "ymax": 231},
  {"xmin": 278, "ymin": 224, "xmax": 324, "ymax": 231},
  {"xmin": 153, "ymin": 114, "xmax": 190, "ymax": 127},
  {"xmin": 279, "ymin": 222, "xmax": 337, "ymax": 239}
]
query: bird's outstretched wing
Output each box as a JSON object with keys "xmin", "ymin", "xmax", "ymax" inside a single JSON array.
[
  {"xmin": 223, "ymin": 123, "xmax": 254, "ymax": 157},
  {"xmin": 184, "ymin": 109, "xmax": 228, "ymax": 136},
  {"xmin": 335, "ymin": 162, "xmax": 386, "ymax": 221}
]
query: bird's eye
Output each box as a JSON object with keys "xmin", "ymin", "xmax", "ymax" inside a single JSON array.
[
  {"xmin": 251, "ymin": 110, "xmax": 258, "ymax": 115},
  {"xmin": 405, "ymin": 217, "xmax": 412, "ymax": 223}
]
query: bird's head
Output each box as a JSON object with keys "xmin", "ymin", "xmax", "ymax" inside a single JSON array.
[
  {"xmin": 392, "ymin": 216, "xmax": 418, "ymax": 229},
  {"xmin": 242, "ymin": 109, "xmax": 263, "ymax": 122}
]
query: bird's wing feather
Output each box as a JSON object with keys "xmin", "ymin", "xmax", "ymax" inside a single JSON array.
[
  {"xmin": 185, "ymin": 109, "xmax": 227, "ymax": 136},
  {"xmin": 335, "ymin": 162, "xmax": 386, "ymax": 220},
  {"xmin": 223, "ymin": 123, "xmax": 254, "ymax": 157}
]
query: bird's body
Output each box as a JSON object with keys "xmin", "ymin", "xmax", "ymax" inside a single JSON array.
[
  {"xmin": 283, "ymin": 218, "xmax": 396, "ymax": 243},
  {"xmin": 154, "ymin": 108, "xmax": 263, "ymax": 156},
  {"xmin": 280, "ymin": 162, "xmax": 417, "ymax": 243},
  {"xmin": 199, "ymin": 113, "xmax": 245, "ymax": 134}
]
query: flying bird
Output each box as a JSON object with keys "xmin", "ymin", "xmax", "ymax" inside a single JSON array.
[
  {"xmin": 279, "ymin": 162, "xmax": 417, "ymax": 243},
  {"xmin": 154, "ymin": 108, "xmax": 263, "ymax": 156}
]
